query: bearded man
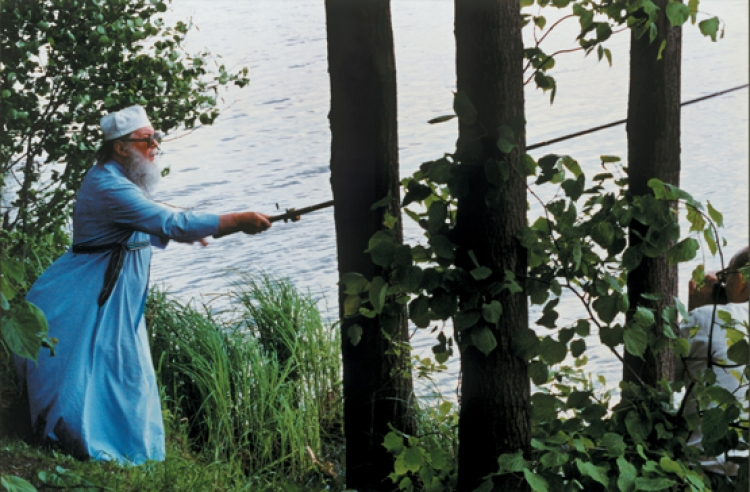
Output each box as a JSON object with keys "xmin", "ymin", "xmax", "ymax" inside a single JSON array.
[{"xmin": 15, "ymin": 105, "xmax": 271, "ymax": 464}]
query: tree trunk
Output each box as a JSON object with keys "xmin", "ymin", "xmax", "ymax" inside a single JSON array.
[
  {"xmin": 624, "ymin": 0, "xmax": 682, "ymax": 385},
  {"xmin": 324, "ymin": 1, "xmax": 414, "ymax": 490},
  {"xmin": 453, "ymin": 1, "xmax": 529, "ymax": 490}
]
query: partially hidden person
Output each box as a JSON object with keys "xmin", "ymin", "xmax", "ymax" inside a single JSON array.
[{"xmin": 675, "ymin": 246, "xmax": 749, "ymax": 478}]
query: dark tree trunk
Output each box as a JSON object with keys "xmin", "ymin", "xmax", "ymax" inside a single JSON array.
[
  {"xmin": 325, "ymin": 1, "xmax": 414, "ymax": 490},
  {"xmin": 624, "ymin": 0, "xmax": 682, "ymax": 385},
  {"xmin": 453, "ymin": 1, "xmax": 529, "ymax": 490}
]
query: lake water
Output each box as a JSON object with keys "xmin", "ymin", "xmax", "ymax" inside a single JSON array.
[{"xmin": 152, "ymin": 0, "xmax": 748, "ymax": 397}]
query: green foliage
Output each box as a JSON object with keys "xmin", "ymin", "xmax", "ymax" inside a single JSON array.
[
  {"xmin": 356, "ymin": 86, "xmax": 748, "ymax": 488},
  {"xmin": 146, "ymin": 276, "xmax": 342, "ymax": 487},
  {"xmin": 383, "ymin": 398, "xmax": 458, "ymax": 492},
  {"xmin": 0, "ymin": 475, "xmax": 36, "ymax": 492},
  {"xmin": 364, "ymin": 0, "xmax": 739, "ymax": 489},
  {"xmin": 517, "ymin": 0, "xmax": 723, "ymax": 103},
  {"xmin": 0, "ymin": 252, "xmax": 58, "ymax": 362}
]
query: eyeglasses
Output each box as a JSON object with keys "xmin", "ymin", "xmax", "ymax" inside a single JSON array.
[{"xmin": 119, "ymin": 132, "xmax": 163, "ymax": 147}]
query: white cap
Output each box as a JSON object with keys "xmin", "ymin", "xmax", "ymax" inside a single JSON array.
[{"xmin": 100, "ymin": 105, "xmax": 152, "ymax": 141}]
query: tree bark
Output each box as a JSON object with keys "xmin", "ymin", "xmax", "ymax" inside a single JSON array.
[
  {"xmin": 624, "ymin": 0, "xmax": 682, "ymax": 385},
  {"xmin": 325, "ymin": 1, "xmax": 414, "ymax": 490},
  {"xmin": 453, "ymin": 1, "xmax": 529, "ymax": 490}
]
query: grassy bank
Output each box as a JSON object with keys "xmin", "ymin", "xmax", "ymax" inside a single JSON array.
[{"xmin": 0, "ymin": 275, "xmax": 345, "ymax": 491}]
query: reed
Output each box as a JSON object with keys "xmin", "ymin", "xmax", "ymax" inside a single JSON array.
[{"xmin": 145, "ymin": 274, "xmax": 342, "ymax": 486}]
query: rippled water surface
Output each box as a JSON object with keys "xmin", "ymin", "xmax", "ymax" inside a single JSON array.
[{"xmin": 152, "ymin": 0, "xmax": 748, "ymax": 395}]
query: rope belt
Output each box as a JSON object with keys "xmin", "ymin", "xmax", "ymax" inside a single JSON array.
[{"xmin": 71, "ymin": 241, "xmax": 151, "ymax": 306}]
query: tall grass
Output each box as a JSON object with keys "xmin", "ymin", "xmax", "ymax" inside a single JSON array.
[{"xmin": 145, "ymin": 274, "xmax": 342, "ymax": 486}]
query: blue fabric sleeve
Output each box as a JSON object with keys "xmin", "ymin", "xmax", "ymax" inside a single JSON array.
[
  {"xmin": 102, "ymin": 177, "xmax": 220, "ymax": 242},
  {"xmin": 150, "ymin": 235, "xmax": 170, "ymax": 249}
]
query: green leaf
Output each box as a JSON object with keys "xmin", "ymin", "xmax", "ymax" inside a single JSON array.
[
  {"xmin": 409, "ymin": 296, "xmax": 431, "ymax": 328},
  {"xmin": 659, "ymin": 456, "xmax": 683, "ymax": 477},
  {"xmin": 421, "ymin": 158, "xmax": 454, "ymax": 183},
  {"xmin": 403, "ymin": 181, "xmax": 433, "ymax": 206},
  {"xmin": 675, "ymin": 296, "xmax": 690, "ymax": 321},
  {"xmin": 671, "ymin": 337, "xmax": 689, "ymax": 358},
  {"xmin": 536, "ymin": 308, "xmax": 558, "ymax": 329},
  {"xmin": 503, "ymin": 270, "xmax": 523, "ymax": 294},
  {"xmin": 497, "ymin": 451, "xmax": 527, "ymax": 473},
  {"xmin": 634, "ymin": 477, "xmax": 676, "ymax": 491},
  {"xmin": 2, "ymin": 301, "xmax": 47, "ymax": 361},
  {"xmin": 531, "ymin": 393, "xmax": 558, "ymax": 422},
  {"xmin": 528, "ymin": 360, "xmax": 549, "ymax": 385},
  {"xmin": 347, "ymin": 324, "xmax": 363, "ymax": 346},
  {"xmin": 427, "ymin": 114, "xmax": 456, "ymax": 124},
  {"xmin": 698, "ymin": 16, "xmax": 720, "ymax": 41},
  {"xmin": 539, "ymin": 336, "xmax": 566, "ymax": 365},
  {"xmin": 403, "ymin": 447, "xmax": 423, "ymax": 473},
  {"xmin": 455, "ymin": 310, "xmax": 481, "ymax": 331},
  {"xmin": 1, "ymin": 259, "xmax": 26, "ymax": 283},
  {"xmin": 622, "ymin": 246, "xmax": 643, "ymax": 271},
  {"xmin": 666, "ymin": 238, "xmax": 699, "ymax": 265},
  {"xmin": 340, "ymin": 272, "xmax": 369, "ymax": 295},
  {"xmin": 574, "ymin": 320, "xmax": 590, "ymax": 337},
  {"xmin": 369, "ymin": 195, "xmax": 392, "ymax": 211},
  {"xmin": 1, "ymin": 279, "xmax": 16, "ymax": 302},
  {"xmin": 617, "ymin": 456, "xmax": 637, "ymax": 492},
  {"xmin": 344, "ymin": 295, "xmax": 361, "ymax": 317},
  {"xmin": 701, "ymin": 407, "xmax": 728, "ymax": 443},
  {"xmin": 593, "ymin": 295, "xmax": 619, "ymax": 324},
  {"xmin": 688, "ymin": 0, "xmax": 699, "ymax": 22},
  {"xmin": 0, "ymin": 475, "xmax": 38, "ymax": 492},
  {"xmin": 561, "ymin": 155, "xmax": 583, "ymax": 176},
  {"xmin": 570, "ymin": 338, "xmax": 586, "ymax": 358},
  {"xmin": 427, "ymin": 201, "xmax": 448, "ymax": 233},
  {"xmin": 368, "ymin": 277, "xmax": 388, "ymax": 314},
  {"xmin": 706, "ymin": 200, "xmax": 723, "ymax": 226},
  {"xmin": 453, "ymin": 91, "xmax": 477, "ymax": 125},
  {"xmin": 601, "ymin": 433, "xmax": 626, "ymax": 458},
  {"xmin": 367, "ymin": 230, "xmax": 398, "ymax": 267},
  {"xmin": 634, "ymin": 307, "xmax": 655, "ymax": 327},
  {"xmin": 471, "ymin": 266, "xmax": 493, "ymax": 281},
  {"xmin": 727, "ymin": 339, "xmax": 749, "ymax": 365},
  {"xmin": 599, "ymin": 326, "xmax": 623, "ymax": 347},
  {"xmin": 471, "ymin": 326, "xmax": 497, "ymax": 355},
  {"xmin": 666, "ymin": 2, "xmax": 690, "ymax": 26},
  {"xmin": 575, "ymin": 460, "xmax": 609, "ymax": 487},
  {"xmin": 539, "ymin": 450, "xmax": 568, "ymax": 468},
  {"xmin": 704, "ymin": 227, "xmax": 718, "ymax": 255},
  {"xmin": 481, "ymin": 300, "xmax": 503, "ymax": 324},
  {"xmin": 624, "ymin": 325, "xmax": 648, "ymax": 358},
  {"xmin": 523, "ymin": 469, "xmax": 549, "ymax": 492},
  {"xmin": 591, "ymin": 222, "xmax": 614, "ymax": 247},
  {"xmin": 430, "ymin": 235, "xmax": 455, "ymax": 259},
  {"xmin": 686, "ymin": 205, "xmax": 705, "ymax": 232},
  {"xmin": 485, "ymin": 159, "xmax": 510, "ymax": 186},
  {"xmin": 657, "ymin": 39, "xmax": 667, "ymax": 60},
  {"xmin": 513, "ymin": 328, "xmax": 540, "ymax": 360},
  {"xmin": 625, "ymin": 411, "xmax": 651, "ymax": 443}
]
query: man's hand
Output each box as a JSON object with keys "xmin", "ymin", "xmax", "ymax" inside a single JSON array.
[
  {"xmin": 214, "ymin": 212, "xmax": 272, "ymax": 238},
  {"xmin": 688, "ymin": 271, "xmax": 718, "ymax": 310}
]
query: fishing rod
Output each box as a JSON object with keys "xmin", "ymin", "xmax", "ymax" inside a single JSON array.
[
  {"xmin": 268, "ymin": 200, "xmax": 334, "ymax": 223},
  {"xmin": 270, "ymin": 84, "xmax": 749, "ymax": 222},
  {"xmin": 527, "ymin": 83, "xmax": 748, "ymax": 151}
]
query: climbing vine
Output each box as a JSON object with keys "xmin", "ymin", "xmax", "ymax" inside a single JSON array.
[{"xmin": 341, "ymin": 0, "xmax": 743, "ymax": 489}]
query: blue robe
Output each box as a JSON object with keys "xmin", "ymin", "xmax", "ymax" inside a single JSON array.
[{"xmin": 15, "ymin": 160, "xmax": 219, "ymax": 464}]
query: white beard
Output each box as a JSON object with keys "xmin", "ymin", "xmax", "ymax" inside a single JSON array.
[{"xmin": 121, "ymin": 146, "xmax": 161, "ymax": 197}]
